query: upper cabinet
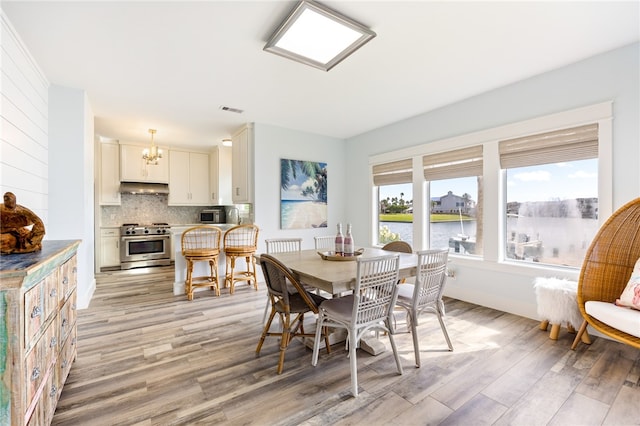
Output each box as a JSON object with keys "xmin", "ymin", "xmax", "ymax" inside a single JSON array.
[
  {"xmin": 168, "ymin": 150, "xmax": 210, "ymax": 205},
  {"xmin": 231, "ymin": 124, "xmax": 254, "ymax": 204},
  {"xmin": 210, "ymin": 145, "xmax": 232, "ymax": 205},
  {"xmin": 120, "ymin": 143, "xmax": 169, "ymax": 183},
  {"xmin": 99, "ymin": 142, "xmax": 121, "ymax": 205}
]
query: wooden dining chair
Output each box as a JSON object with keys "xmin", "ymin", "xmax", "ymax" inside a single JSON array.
[
  {"xmin": 395, "ymin": 249, "xmax": 453, "ymax": 367},
  {"xmin": 314, "ymin": 235, "xmax": 334, "ymax": 250},
  {"xmin": 256, "ymin": 254, "xmax": 330, "ymax": 374},
  {"xmin": 311, "ymin": 254, "xmax": 403, "ymax": 397},
  {"xmin": 266, "ymin": 238, "xmax": 302, "ymax": 254},
  {"xmin": 223, "ymin": 224, "xmax": 259, "ymax": 294},
  {"xmin": 181, "ymin": 225, "xmax": 222, "ymax": 300},
  {"xmin": 383, "ymin": 240, "xmax": 413, "ymax": 284},
  {"xmin": 262, "ymin": 238, "xmax": 303, "ymax": 323},
  {"xmin": 382, "ymin": 240, "xmax": 413, "ymax": 254}
]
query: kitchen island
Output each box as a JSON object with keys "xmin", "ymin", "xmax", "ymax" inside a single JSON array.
[{"xmin": 171, "ymin": 224, "xmax": 242, "ymax": 296}]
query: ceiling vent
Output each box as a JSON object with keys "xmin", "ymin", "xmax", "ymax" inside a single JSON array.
[{"xmin": 220, "ymin": 105, "xmax": 244, "ymax": 114}]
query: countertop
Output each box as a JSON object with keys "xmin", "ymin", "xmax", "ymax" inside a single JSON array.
[
  {"xmin": 100, "ymin": 224, "xmax": 241, "ymax": 229},
  {"xmin": 0, "ymin": 240, "xmax": 81, "ymax": 285},
  {"xmin": 170, "ymin": 223, "xmax": 239, "ymax": 231}
]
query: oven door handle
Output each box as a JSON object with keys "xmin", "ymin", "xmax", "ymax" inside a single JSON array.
[{"xmin": 121, "ymin": 234, "xmax": 171, "ymax": 242}]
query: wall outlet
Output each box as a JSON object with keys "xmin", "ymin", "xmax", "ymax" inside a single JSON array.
[{"xmin": 446, "ymin": 268, "xmax": 456, "ymax": 279}]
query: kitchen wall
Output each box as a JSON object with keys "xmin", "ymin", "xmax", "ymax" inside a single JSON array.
[{"xmin": 100, "ymin": 195, "xmax": 250, "ymax": 227}]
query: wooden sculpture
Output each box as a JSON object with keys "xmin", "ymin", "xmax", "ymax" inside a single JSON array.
[{"xmin": 0, "ymin": 192, "xmax": 46, "ymax": 254}]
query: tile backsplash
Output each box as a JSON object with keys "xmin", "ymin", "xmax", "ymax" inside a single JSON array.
[{"xmin": 100, "ymin": 194, "xmax": 252, "ymax": 227}]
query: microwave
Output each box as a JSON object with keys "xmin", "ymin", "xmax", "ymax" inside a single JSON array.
[{"xmin": 200, "ymin": 208, "xmax": 226, "ymax": 224}]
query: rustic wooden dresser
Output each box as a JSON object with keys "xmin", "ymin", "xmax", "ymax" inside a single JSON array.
[{"xmin": 0, "ymin": 240, "xmax": 80, "ymax": 425}]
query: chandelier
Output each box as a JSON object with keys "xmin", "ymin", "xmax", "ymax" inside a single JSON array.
[{"xmin": 142, "ymin": 129, "xmax": 162, "ymax": 165}]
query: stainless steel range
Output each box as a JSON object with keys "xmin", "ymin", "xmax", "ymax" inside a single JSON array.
[{"xmin": 120, "ymin": 223, "xmax": 172, "ymax": 270}]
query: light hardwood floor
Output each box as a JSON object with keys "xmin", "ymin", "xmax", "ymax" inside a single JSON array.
[{"xmin": 53, "ymin": 266, "xmax": 640, "ymax": 425}]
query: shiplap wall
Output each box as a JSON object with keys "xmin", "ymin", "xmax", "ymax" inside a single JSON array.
[{"xmin": 1, "ymin": 12, "xmax": 49, "ymax": 226}]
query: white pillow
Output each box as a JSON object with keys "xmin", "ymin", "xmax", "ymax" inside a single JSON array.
[{"xmin": 616, "ymin": 257, "xmax": 640, "ymax": 310}]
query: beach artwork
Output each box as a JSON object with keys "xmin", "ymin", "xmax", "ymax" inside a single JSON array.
[{"xmin": 280, "ymin": 158, "xmax": 327, "ymax": 229}]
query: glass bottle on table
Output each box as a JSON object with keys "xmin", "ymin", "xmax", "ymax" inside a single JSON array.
[
  {"xmin": 344, "ymin": 223, "xmax": 354, "ymax": 256},
  {"xmin": 335, "ymin": 223, "xmax": 344, "ymax": 255}
]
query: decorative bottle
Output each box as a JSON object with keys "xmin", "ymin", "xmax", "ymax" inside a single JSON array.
[
  {"xmin": 344, "ymin": 223, "xmax": 354, "ymax": 256},
  {"xmin": 334, "ymin": 223, "xmax": 344, "ymax": 255}
]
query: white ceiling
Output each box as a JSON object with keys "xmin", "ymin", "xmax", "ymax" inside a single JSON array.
[{"xmin": 3, "ymin": 1, "xmax": 639, "ymax": 149}]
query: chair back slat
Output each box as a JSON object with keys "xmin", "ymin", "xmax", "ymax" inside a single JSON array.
[
  {"xmin": 353, "ymin": 254, "xmax": 400, "ymax": 326},
  {"xmin": 414, "ymin": 249, "xmax": 449, "ymax": 308},
  {"xmin": 265, "ymin": 238, "xmax": 302, "ymax": 254},
  {"xmin": 260, "ymin": 255, "xmax": 289, "ymax": 301},
  {"xmin": 382, "ymin": 241, "xmax": 413, "ymax": 253},
  {"xmin": 181, "ymin": 226, "xmax": 222, "ymax": 256},
  {"xmin": 224, "ymin": 224, "xmax": 259, "ymax": 250},
  {"xmin": 259, "ymin": 254, "xmax": 320, "ymax": 311},
  {"xmin": 314, "ymin": 235, "xmax": 334, "ymax": 250}
]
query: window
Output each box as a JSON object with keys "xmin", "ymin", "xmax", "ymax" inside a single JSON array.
[
  {"xmin": 500, "ymin": 124, "xmax": 599, "ymax": 267},
  {"xmin": 369, "ymin": 103, "xmax": 611, "ymax": 271},
  {"xmin": 424, "ymin": 146, "xmax": 483, "ymax": 256},
  {"xmin": 373, "ymin": 159, "xmax": 413, "ymax": 246}
]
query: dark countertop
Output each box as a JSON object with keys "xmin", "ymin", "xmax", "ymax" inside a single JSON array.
[{"xmin": 0, "ymin": 240, "xmax": 81, "ymax": 282}]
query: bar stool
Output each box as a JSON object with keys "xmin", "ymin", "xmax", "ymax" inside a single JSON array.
[
  {"xmin": 181, "ymin": 225, "xmax": 222, "ymax": 301},
  {"xmin": 224, "ymin": 224, "xmax": 259, "ymax": 294}
]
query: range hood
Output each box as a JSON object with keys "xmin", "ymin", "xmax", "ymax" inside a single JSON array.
[{"xmin": 119, "ymin": 182, "xmax": 169, "ymax": 195}]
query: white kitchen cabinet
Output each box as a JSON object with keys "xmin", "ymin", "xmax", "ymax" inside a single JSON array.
[
  {"xmin": 209, "ymin": 145, "xmax": 232, "ymax": 204},
  {"xmin": 99, "ymin": 228, "xmax": 120, "ymax": 269},
  {"xmin": 209, "ymin": 147, "xmax": 219, "ymax": 204},
  {"xmin": 168, "ymin": 150, "xmax": 210, "ymax": 205},
  {"xmin": 99, "ymin": 142, "xmax": 121, "ymax": 205},
  {"xmin": 231, "ymin": 124, "xmax": 254, "ymax": 204},
  {"xmin": 120, "ymin": 143, "xmax": 169, "ymax": 183}
]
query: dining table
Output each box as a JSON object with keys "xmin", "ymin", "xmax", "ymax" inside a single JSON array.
[
  {"xmin": 261, "ymin": 247, "xmax": 418, "ymax": 355},
  {"xmin": 263, "ymin": 247, "xmax": 418, "ymax": 295}
]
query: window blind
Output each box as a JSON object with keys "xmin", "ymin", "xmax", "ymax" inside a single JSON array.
[
  {"xmin": 372, "ymin": 159, "xmax": 412, "ymax": 185},
  {"xmin": 422, "ymin": 145, "xmax": 483, "ymax": 180},
  {"xmin": 499, "ymin": 123, "xmax": 598, "ymax": 169}
]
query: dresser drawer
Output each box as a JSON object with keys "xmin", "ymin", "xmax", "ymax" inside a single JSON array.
[
  {"xmin": 24, "ymin": 273, "xmax": 58, "ymax": 350},
  {"xmin": 59, "ymin": 289, "xmax": 77, "ymax": 344},
  {"xmin": 44, "ymin": 271, "xmax": 59, "ymax": 324},
  {"xmin": 24, "ymin": 283, "xmax": 44, "ymax": 349},
  {"xmin": 26, "ymin": 365, "xmax": 57, "ymax": 426},
  {"xmin": 58, "ymin": 324, "xmax": 77, "ymax": 387},
  {"xmin": 59, "ymin": 256, "xmax": 78, "ymax": 301},
  {"xmin": 24, "ymin": 333, "xmax": 47, "ymax": 409}
]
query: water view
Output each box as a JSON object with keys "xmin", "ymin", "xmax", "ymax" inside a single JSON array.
[
  {"xmin": 382, "ymin": 217, "xmax": 598, "ymax": 267},
  {"xmin": 381, "ymin": 221, "xmax": 476, "ymax": 250}
]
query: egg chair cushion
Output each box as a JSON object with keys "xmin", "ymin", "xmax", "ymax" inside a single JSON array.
[{"xmin": 586, "ymin": 301, "xmax": 640, "ymax": 338}]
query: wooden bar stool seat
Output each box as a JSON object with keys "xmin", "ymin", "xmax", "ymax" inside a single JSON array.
[
  {"xmin": 224, "ymin": 224, "xmax": 259, "ymax": 294},
  {"xmin": 181, "ymin": 226, "xmax": 222, "ymax": 301}
]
